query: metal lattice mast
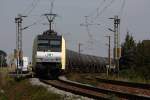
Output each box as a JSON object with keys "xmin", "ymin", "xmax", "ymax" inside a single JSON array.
[
  {"xmin": 109, "ymin": 15, "xmax": 121, "ymax": 72},
  {"xmin": 15, "ymin": 15, "xmax": 22, "ymax": 75},
  {"xmin": 15, "ymin": 16, "xmax": 22, "ymax": 51},
  {"xmin": 78, "ymin": 43, "xmax": 83, "ymax": 54},
  {"xmin": 15, "ymin": 14, "xmax": 26, "ymax": 76}
]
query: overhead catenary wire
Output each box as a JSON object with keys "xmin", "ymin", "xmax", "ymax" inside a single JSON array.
[
  {"xmin": 80, "ymin": 16, "xmax": 101, "ymax": 45},
  {"xmin": 50, "ymin": 0, "xmax": 56, "ymax": 14},
  {"xmin": 43, "ymin": 0, "xmax": 57, "ymax": 31},
  {"xmin": 81, "ymin": 0, "xmax": 116, "ymax": 44},
  {"xmin": 22, "ymin": 15, "xmax": 44, "ymax": 30},
  {"xmin": 119, "ymin": 0, "xmax": 126, "ymax": 18},
  {"xmin": 87, "ymin": 0, "xmax": 106, "ymax": 18},
  {"xmin": 89, "ymin": 0, "xmax": 116, "ymax": 22},
  {"xmin": 23, "ymin": 0, "xmax": 41, "ymax": 16},
  {"xmin": 81, "ymin": 0, "xmax": 121, "ymax": 53},
  {"xmin": 22, "ymin": 0, "xmax": 57, "ymax": 31}
]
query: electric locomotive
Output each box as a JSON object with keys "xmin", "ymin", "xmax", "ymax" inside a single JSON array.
[{"xmin": 32, "ymin": 30, "xmax": 66, "ymax": 78}]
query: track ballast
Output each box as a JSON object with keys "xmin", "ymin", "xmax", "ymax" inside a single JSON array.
[{"xmin": 40, "ymin": 76, "xmax": 150, "ymax": 100}]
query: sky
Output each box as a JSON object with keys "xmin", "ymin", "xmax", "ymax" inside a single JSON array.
[{"xmin": 0, "ymin": 0, "xmax": 150, "ymax": 61}]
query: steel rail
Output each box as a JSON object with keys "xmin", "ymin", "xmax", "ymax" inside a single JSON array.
[
  {"xmin": 40, "ymin": 79, "xmax": 108, "ymax": 100},
  {"xmin": 40, "ymin": 76, "xmax": 150, "ymax": 100},
  {"xmin": 95, "ymin": 77, "xmax": 150, "ymax": 90},
  {"xmin": 59, "ymin": 77, "xmax": 150, "ymax": 100}
]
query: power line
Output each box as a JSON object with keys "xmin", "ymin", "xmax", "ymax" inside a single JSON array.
[
  {"xmin": 80, "ymin": 16, "xmax": 93, "ymax": 44},
  {"xmin": 87, "ymin": 0, "xmax": 106, "ymax": 17},
  {"xmin": 89, "ymin": 0, "xmax": 116, "ymax": 21},
  {"xmin": 43, "ymin": 0, "xmax": 57, "ymax": 31},
  {"xmin": 119, "ymin": 0, "xmax": 126, "ymax": 18},
  {"xmin": 22, "ymin": 15, "xmax": 44, "ymax": 30},
  {"xmin": 23, "ymin": 0, "xmax": 57, "ymax": 30},
  {"xmin": 80, "ymin": 16, "xmax": 101, "ymax": 45},
  {"xmin": 50, "ymin": 0, "xmax": 56, "ymax": 14},
  {"xmin": 23, "ymin": 0, "xmax": 41, "ymax": 16},
  {"xmin": 82, "ymin": 0, "xmax": 116, "ymax": 38},
  {"xmin": 97, "ymin": 0, "xmax": 116, "ymax": 18}
]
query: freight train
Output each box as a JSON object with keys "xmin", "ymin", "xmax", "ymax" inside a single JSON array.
[{"xmin": 32, "ymin": 29, "xmax": 107, "ymax": 78}]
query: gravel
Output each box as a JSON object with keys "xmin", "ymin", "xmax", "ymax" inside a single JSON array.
[{"xmin": 29, "ymin": 78, "xmax": 94, "ymax": 100}]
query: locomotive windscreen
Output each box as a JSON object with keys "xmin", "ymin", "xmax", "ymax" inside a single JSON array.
[
  {"xmin": 37, "ymin": 39, "xmax": 61, "ymax": 52},
  {"xmin": 50, "ymin": 40, "xmax": 61, "ymax": 52}
]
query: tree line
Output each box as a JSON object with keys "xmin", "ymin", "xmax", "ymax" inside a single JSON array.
[{"xmin": 120, "ymin": 32, "xmax": 150, "ymax": 80}]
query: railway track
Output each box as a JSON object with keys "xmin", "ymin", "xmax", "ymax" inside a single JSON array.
[
  {"xmin": 95, "ymin": 77, "xmax": 150, "ymax": 89},
  {"xmin": 83, "ymin": 76, "xmax": 150, "ymax": 98},
  {"xmin": 40, "ymin": 76, "xmax": 150, "ymax": 100},
  {"xmin": 40, "ymin": 79, "xmax": 108, "ymax": 99},
  {"xmin": 94, "ymin": 77, "xmax": 150, "ymax": 97}
]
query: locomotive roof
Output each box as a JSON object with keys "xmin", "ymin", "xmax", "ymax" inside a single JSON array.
[{"xmin": 37, "ymin": 30, "xmax": 62, "ymax": 40}]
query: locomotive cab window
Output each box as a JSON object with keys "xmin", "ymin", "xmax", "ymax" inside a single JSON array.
[
  {"xmin": 50, "ymin": 40, "xmax": 61, "ymax": 45},
  {"xmin": 38, "ymin": 40, "xmax": 49, "ymax": 44},
  {"xmin": 37, "ymin": 40, "xmax": 49, "ymax": 51},
  {"xmin": 37, "ymin": 39, "xmax": 61, "ymax": 52},
  {"xmin": 50, "ymin": 40, "xmax": 61, "ymax": 52},
  {"xmin": 38, "ymin": 40, "xmax": 49, "ymax": 46}
]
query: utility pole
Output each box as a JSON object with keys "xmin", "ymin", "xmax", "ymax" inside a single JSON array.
[
  {"xmin": 109, "ymin": 15, "xmax": 121, "ymax": 72},
  {"xmin": 78, "ymin": 43, "xmax": 83, "ymax": 54},
  {"xmin": 0, "ymin": 55, "xmax": 2, "ymax": 68},
  {"xmin": 105, "ymin": 35, "xmax": 111, "ymax": 76},
  {"xmin": 15, "ymin": 14, "xmax": 27, "ymax": 77}
]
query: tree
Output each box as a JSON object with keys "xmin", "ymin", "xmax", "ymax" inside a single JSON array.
[
  {"xmin": 120, "ymin": 32, "xmax": 136, "ymax": 69},
  {"xmin": 0, "ymin": 50, "xmax": 7, "ymax": 67},
  {"xmin": 120, "ymin": 32, "xmax": 150, "ymax": 79},
  {"xmin": 135, "ymin": 41, "xmax": 150, "ymax": 79}
]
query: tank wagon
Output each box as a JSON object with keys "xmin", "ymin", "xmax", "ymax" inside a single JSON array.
[
  {"xmin": 32, "ymin": 30, "xmax": 107, "ymax": 78},
  {"xmin": 66, "ymin": 50, "xmax": 107, "ymax": 73}
]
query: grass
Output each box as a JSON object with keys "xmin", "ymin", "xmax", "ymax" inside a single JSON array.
[
  {"xmin": 66, "ymin": 71, "xmax": 150, "ymax": 86},
  {"xmin": 0, "ymin": 79, "xmax": 63, "ymax": 100},
  {"xmin": 0, "ymin": 67, "xmax": 9, "ymax": 72},
  {"xmin": 66, "ymin": 73, "xmax": 100, "ymax": 86},
  {"xmin": 119, "ymin": 69, "xmax": 150, "ymax": 83},
  {"xmin": 0, "ymin": 68, "xmax": 63, "ymax": 100},
  {"xmin": 8, "ymin": 80, "xmax": 62, "ymax": 100}
]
